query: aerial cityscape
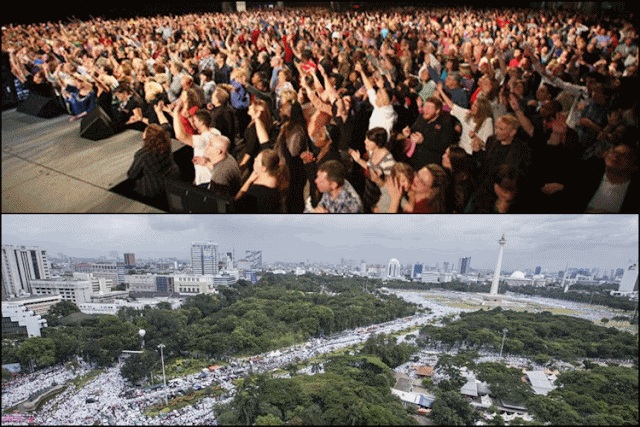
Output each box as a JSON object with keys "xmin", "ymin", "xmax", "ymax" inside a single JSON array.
[{"xmin": 2, "ymin": 214, "xmax": 638, "ymax": 426}]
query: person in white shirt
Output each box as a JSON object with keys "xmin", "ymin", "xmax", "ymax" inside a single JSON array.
[
  {"xmin": 436, "ymin": 82, "xmax": 494, "ymax": 155},
  {"xmin": 171, "ymin": 99, "xmax": 221, "ymax": 188},
  {"xmin": 355, "ymin": 61, "xmax": 397, "ymax": 139}
]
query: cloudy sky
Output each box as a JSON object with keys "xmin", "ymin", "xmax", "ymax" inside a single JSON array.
[{"xmin": 2, "ymin": 215, "xmax": 637, "ymax": 272}]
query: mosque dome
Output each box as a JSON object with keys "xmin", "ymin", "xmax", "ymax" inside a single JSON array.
[{"xmin": 510, "ymin": 271, "xmax": 526, "ymax": 279}]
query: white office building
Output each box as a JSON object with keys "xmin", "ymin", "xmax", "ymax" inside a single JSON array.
[
  {"xmin": 421, "ymin": 271, "xmax": 441, "ymax": 283},
  {"xmin": 73, "ymin": 272, "xmax": 113, "ymax": 294},
  {"xmin": 124, "ymin": 274, "xmax": 158, "ymax": 293},
  {"xmin": 2, "ymin": 294, "xmax": 62, "ymax": 317},
  {"xmin": 89, "ymin": 263, "xmax": 126, "ymax": 285},
  {"xmin": 212, "ymin": 273, "xmax": 237, "ymax": 287},
  {"xmin": 2, "ymin": 302, "xmax": 47, "ymax": 337},
  {"xmin": 29, "ymin": 278, "xmax": 93, "ymax": 304},
  {"xmin": 2, "ymin": 245, "xmax": 51, "ymax": 299},
  {"xmin": 174, "ymin": 274, "xmax": 217, "ymax": 295}
]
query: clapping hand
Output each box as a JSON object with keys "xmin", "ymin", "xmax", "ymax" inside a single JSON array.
[
  {"xmin": 388, "ymin": 176, "xmax": 404, "ymax": 201},
  {"xmin": 348, "ymin": 148, "xmax": 361, "ymax": 162},
  {"xmin": 300, "ymin": 151, "xmax": 315, "ymax": 165},
  {"xmin": 127, "ymin": 107, "xmax": 143, "ymax": 124},
  {"xmin": 193, "ymin": 156, "xmax": 209, "ymax": 167}
]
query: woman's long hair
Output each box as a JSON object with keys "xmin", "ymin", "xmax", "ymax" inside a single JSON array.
[
  {"xmin": 467, "ymin": 96, "xmax": 494, "ymax": 133},
  {"xmin": 280, "ymin": 101, "xmax": 307, "ymax": 138},
  {"xmin": 446, "ymin": 145, "xmax": 476, "ymax": 213},
  {"xmin": 261, "ymin": 148, "xmax": 290, "ymax": 194},
  {"xmin": 425, "ymin": 163, "xmax": 449, "ymax": 214}
]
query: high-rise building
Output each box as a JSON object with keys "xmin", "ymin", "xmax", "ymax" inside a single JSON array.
[
  {"xmin": 443, "ymin": 262, "xmax": 450, "ymax": 273},
  {"xmin": 387, "ymin": 259, "xmax": 401, "ymax": 279},
  {"xmin": 124, "ymin": 253, "xmax": 136, "ymax": 267},
  {"xmin": 90, "ymin": 263, "xmax": 126, "ymax": 285},
  {"xmin": 459, "ymin": 257, "xmax": 471, "ymax": 274},
  {"xmin": 2, "ymin": 245, "xmax": 52, "ymax": 299},
  {"xmin": 191, "ymin": 242, "xmax": 218, "ymax": 275},
  {"xmin": 535, "ymin": 266, "xmax": 542, "ymax": 275},
  {"xmin": 413, "ymin": 263, "xmax": 423, "ymax": 279}
]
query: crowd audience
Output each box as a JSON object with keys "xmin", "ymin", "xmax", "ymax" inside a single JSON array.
[{"xmin": 3, "ymin": 3, "xmax": 637, "ymax": 213}]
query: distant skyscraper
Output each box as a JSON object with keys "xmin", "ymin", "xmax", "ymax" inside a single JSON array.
[
  {"xmin": 191, "ymin": 242, "xmax": 218, "ymax": 275},
  {"xmin": 459, "ymin": 257, "xmax": 471, "ymax": 274},
  {"xmin": 2, "ymin": 245, "xmax": 51, "ymax": 299},
  {"xmin": 535, "ymin": 266, "xmax": 541, "ymax": 275},
  {"xmin": 124, "ymin": 253, "xmax": 136, "ymax": 267},
  {"xmin": 443, "ymin": 262, "xmax": 449, "ymax": 273},
  {"xmin": 387, "ymin": 259, "xmax": 401, "ymax": 279},
  {"xmin": 490, "ymin": 235, "xmax": 507, "ymax": 296},
  {"xmin": 413, "ymin": 263, "xmax": 423, "ymax": 278}
]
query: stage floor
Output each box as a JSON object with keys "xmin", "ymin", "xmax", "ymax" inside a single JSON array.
[{"xmin": 2, "ymin": 109, "xmax": 185, "ymax": 213}]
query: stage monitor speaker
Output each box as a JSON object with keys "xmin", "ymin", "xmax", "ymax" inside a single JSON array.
[
  {"xmin": 16, "ymin": 93, "xmax": 64, "ymax": 118},
  {"xmin": 165, "ymin": 179, "xmax": 231, "ymax": 214},
  {"xmin": 80, "ymin": 107, "xmax": 115, "ymax": 141}
]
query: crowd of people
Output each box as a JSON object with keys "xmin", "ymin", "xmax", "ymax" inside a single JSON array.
[
  {"xmin": 3, "ymin": 4, "xmax": 638, "ymax": 213},
  {"xmin": 2, "ymin": 360, "xmax": 229, "ymax": 426},
  {"xmin": 2, "ymin": 362, "xmax": 92, "ymax": 411}
]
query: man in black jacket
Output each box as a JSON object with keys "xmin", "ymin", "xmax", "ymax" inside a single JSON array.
[
  {"xmin": 208, "ymin": 86, "xmax": 236, "ymax": 153},
  {"xmin": 403, "ymin": 96, "xmax": 458, "ymax": 171}
]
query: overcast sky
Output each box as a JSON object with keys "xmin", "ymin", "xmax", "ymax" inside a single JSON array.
[{"xmin": 1, "ymin": 215, "xmax": 637, "ymax": 272}]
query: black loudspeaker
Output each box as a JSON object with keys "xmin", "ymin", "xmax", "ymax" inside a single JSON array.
[
  {"xmin": 165, "ymin": 179, "xmax": 231, "ymax": 213},
  {"xmin": 80, "ymin": 107, "xmax": 115, "ymax": 141},
  {"xmin": 16, "ymin": 93, "xmax": 64, "ymax": 118}
]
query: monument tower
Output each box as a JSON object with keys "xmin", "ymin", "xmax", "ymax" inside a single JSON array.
[{"xmin": 490, "ymin": 234, "xmax": 507, "ymax": 296}]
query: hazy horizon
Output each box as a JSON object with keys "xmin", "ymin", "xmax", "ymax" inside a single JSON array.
[{"xmin": 2, "ymin": 214, "xmax": 637, "ymax": 272}]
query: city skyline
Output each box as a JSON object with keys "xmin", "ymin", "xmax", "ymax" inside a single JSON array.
[{"xmin": 1, "ymin": 215, "xmax": 637, "ymax": 272}]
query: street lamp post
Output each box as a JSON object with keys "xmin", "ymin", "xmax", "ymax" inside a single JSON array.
[
  {"xmin": 499, "ymin": 328, "xmax": 508, "ymax": 359},
  {"xmin": 158, "ymin": 344, "xmax": 168, "ymax": 405}
]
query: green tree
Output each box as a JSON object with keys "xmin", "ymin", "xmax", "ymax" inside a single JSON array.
[
  {"xmin": 359, "ymin": 333, "xmax": 417, "ymax": 368},
  {"xmin": 430, "ymin": 390, "xmax": 479, "ymax": 425},
  {"xmin": 526, "ymin": 395, "xmax": 584, "ymax": 425},
  {"xmin": 120, "ymin": 351, "xmax": 157, "ymax": 384},
  {"xmin": 16, "ymin": 337, "xmax": 56, "ymax": 369},
  {"xmin": 254, "ymin": 413, "xmax": 285, "ymax": 425},
  {"xmin": 47, "ymin": 329, "xmax": 79, "ymax": 364},
  {"xmin": 49, "ymin": 300, "xmax": 80, "ymax": 318}
]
